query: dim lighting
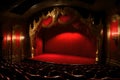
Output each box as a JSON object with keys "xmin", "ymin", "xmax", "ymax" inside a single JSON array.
[
  {"xmin": 7, "ymin": 35, "xmax": 11, "ymax": 41},
  {"xmin": 12, "ymin": 35, "xmax": 16, "ymax": 40},
  {"xmin": 112, "ymin": 32, "xmax": 119, "ymax": 37},
  {"xmin": 96, "ymin": 49, "xmax": 98, "ymax": 62},
  {"xmin": 100, "ymin": 29, "xmax": 103, "ymax": 35},
  {"xmin": 96, "ymin": 57, "xmax": 98, "ymax": 62},
  {"xmin": 20, "ymin": 36, "xmax": 25, "ymax": 40},
  {"xmin": 107, "ymin": 26, "xmax": 110, "ymax": 39},
  {"xmin": 92, "ymin": 21, "xmax": 94, "ymax": 24}
]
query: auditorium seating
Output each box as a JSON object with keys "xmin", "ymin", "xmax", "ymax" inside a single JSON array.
[{"xmin": 0, "ymin": 59, "xmax": 120, "ymax": 80}]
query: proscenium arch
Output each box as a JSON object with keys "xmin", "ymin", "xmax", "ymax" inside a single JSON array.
[
  {"xmin": 29, "ymin": 7, "xmax": 103, "ymax": 63},
  {"xmin": 29, "ymin": 7, "xmax": 80, "ymax": 57}
]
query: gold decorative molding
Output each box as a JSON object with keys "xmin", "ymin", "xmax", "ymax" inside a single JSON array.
[{"xmin": 29, "ymin": 17, "xmax": 41, "ymax": 57}]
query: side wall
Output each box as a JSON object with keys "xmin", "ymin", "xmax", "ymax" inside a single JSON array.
[{"xmin": 1, "ymin": 17, "xmax": 30, "ymax": 63}]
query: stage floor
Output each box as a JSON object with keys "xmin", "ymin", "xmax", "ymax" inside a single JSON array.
[{"xmin": 31, "ymin": 53, "xmax": 96, "ymax": 64}]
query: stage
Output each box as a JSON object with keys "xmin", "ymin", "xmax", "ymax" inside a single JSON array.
[{"xmin": 31, "ymin": 53, "xmax": 96, "ymax": 64}]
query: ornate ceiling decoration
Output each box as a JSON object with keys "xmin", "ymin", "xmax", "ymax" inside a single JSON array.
[{"xmin": 40, "ymin": 7, "xmax": 78, "ymax": 28}]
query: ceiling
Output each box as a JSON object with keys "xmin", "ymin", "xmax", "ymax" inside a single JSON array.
[{"xmin": 0, "ymin": 0, "xmax": 119, "ymax": 19}]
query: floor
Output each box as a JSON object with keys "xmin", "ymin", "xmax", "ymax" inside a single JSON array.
[{"xmin": 31, "ymin": 53, "xmax": 96, "ymax": 64}]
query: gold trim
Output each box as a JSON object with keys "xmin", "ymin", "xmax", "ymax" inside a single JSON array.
[{"xmin": 41, "ymin": 8, "xmax": 60, "ymax": 28}]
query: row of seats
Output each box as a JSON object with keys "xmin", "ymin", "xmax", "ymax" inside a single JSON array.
[{"xmin": 0, "ymin": 59, "xmax": 120, "ymax": 80}]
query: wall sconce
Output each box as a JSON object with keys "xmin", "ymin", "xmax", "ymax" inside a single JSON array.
[
  {"xmin": 20, "ymin": 36, "xmax": 25, "ymax": 41},
  {"xmin": 6, "ymin": 35, "xmax": 11, "ymax": 41}
]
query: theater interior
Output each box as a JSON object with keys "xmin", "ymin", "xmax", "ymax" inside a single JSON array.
[{"xmin": 0, "ymin": 0, "xmax": 120, "ymax": 80}]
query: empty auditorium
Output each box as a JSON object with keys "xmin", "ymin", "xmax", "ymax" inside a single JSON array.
[{"xmin": 0, "ymin": 0, "xmax": 120, "ymax": 80}]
